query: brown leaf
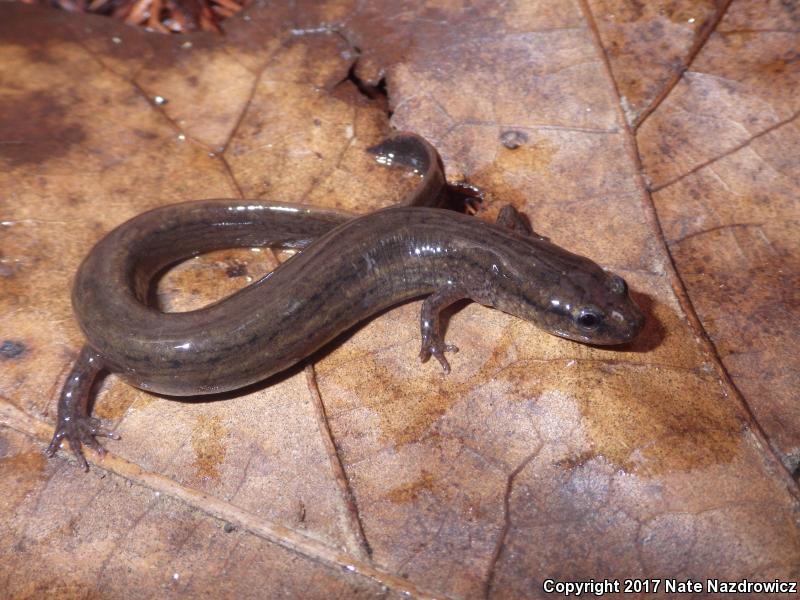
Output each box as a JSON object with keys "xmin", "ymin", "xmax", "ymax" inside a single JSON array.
[
  {"xmin": 634, "ymin": 0, "xmax": 800, "ymax": 473},
  {"xmin": 1, "ymin": 1, "xmax": 798, "ymax": 598}
]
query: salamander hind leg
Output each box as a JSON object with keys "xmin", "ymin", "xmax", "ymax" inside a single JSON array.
[
  {"xmin": 443, "ymin": 182, "xmax": 484, "ymax": 215},
  {"xmin": 45, "ymin": 346, "xmax": 119, "ymax": 470},
  {"xmin": 418, "ymin": 286, "xmax": 469, "ymax": 374}
]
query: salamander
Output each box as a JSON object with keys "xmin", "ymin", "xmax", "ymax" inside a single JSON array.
[{"xmin": 46, "ymin": 132, "xmax": 645, "ymax": 469}]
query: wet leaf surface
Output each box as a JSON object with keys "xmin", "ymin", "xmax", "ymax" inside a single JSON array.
[{"xmin": 1, "ymin": 1, "xmax": 798, "ymax": 598}]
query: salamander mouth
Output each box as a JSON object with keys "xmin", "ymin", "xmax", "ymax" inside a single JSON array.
[
  {"xmin": 550, "ymin": 328, "xmax": 596, "ymax": 344},
  {"xmin": 550, "ymin": 323, "xmax": 641, "ymax": 346}
]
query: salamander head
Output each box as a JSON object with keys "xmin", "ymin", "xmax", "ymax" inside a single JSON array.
[{"xmin": 540, "ymin": 264, "xmax": 645, "ymax": 345}]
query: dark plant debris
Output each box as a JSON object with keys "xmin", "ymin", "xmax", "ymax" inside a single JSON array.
[{"xmin": 20, "ymin": 0, "xmax": 250, "ymax": 33}]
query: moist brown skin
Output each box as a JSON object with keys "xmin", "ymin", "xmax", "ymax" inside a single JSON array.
[{"xmin": 47, "ymin": 133, "xmax": 645, "ymax": 469}]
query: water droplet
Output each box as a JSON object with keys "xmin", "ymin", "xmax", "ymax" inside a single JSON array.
[{"xmin": 500, "ymin": 130, "xmax": 528, "ymax": 149}]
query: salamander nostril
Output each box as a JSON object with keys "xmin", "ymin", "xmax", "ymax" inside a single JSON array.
[{"xmin": 609, "ymin": 275, "xmax": 627, "ymax": 295}]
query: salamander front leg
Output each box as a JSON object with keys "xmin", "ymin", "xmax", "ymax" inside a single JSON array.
[
  {"xmin": 45, "ymin": 345, "xmax": 119, "ymax": 470},
  {"xmin": 419, "ymin": 286, "xmax": 467, "ymax": 374},
  {"xmin": 496, "ymin": 204, "xmax": 549, "ymax": 241}
]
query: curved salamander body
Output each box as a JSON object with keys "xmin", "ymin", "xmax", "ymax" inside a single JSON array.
[{"xmin": 47, "ymin": 133, "xmax": 644, "ymax": 469}]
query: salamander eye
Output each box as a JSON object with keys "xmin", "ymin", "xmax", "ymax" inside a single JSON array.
[
  {"xmin": 608, "ymin": 276, "xmax": 627, "ymax": 295},
  {"xmin": 576, "ymin": 309, "xmax": 602, "ymax": 330}
]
